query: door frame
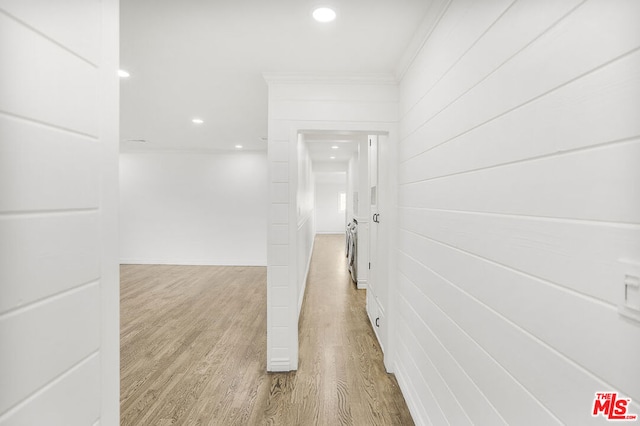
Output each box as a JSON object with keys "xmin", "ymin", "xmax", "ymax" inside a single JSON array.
[{"xmin": 267, "ymin": 120, "xmax": 397, "ymax": 373}]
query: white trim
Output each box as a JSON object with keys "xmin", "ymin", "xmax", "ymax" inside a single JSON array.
[
  {"xmin": 119, "ymin": 146, "xmax": 267, "ymax": 154},
  {"xmin": 267, "ymin": 358, "xmax": 292, "ymax": 372},
  {"xmin": 394, "ymin": 360, "xmax": 428, "ymax": 426},
  {"xmin": 357, "ymin": 279, "xmax": 367, "ymax": 290},
  {"xmin": 265, "ymin": 80, "xmax": 400, "ymax": 374},
  {"xmin": 263, "ymin": 72, "xmax": 397, "ymax": 85},
  {"xmin": 394, "ymin": 0, "xmax": 452, "ymax": 81},
  {"xmin": 119, "ymin": 259, "xmax": 267, "ymax": 267},
  {"xmin": 297, "ymin": 232, "xmax": 315, "ymax": 315}
]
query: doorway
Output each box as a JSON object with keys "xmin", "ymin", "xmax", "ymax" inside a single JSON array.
[{"xmin": 292, "ymin": 130, "xmax": 392, "ymax": 372}]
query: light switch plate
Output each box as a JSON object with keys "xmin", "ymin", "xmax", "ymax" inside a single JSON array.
[{"xmin": 618, "ymin": 258, "xmax": 640, "ymax": 323}]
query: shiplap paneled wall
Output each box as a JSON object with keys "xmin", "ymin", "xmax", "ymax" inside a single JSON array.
[
  {"xmin": 0, "ymin": 1, "xmax": 119, "ymax": 425},
  {"xmin": 264, "ymin": 75, "xmax": 398, "ymax": 371},
  {"xmin": 296, "ymin": 135, "xmax": 315, "ymax": 313},
  {"xmin": 395, "ymin": 0, "xmax": 640, "ymax": 425}
]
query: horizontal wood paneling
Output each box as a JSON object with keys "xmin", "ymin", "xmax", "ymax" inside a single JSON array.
[
  {"xmin": 0, "ymin": 283, "xmax": 100, "ymax": 414},
  {"xmin": 0, "ymin": 213, "xmax": 100, "ymax": 313},
  {"xmin": 399, "ymin": 0, "xmax": 514, "ymax": 115},
  {"xmin": 270, "ymin": 183, "xmax": 289, "ymax": 203},
  {"xmin": 399, "ymin": 229, "xmax": 640, "ymax": 399},
  {"xmin": 396, "ymin": 313, "xmax": 498, "ymax": 425},
  {"xmin": 400, "ymin": 0, "xmax": 640, "ymax": 161},
  {"xmin": 400, "ymin": 49, "xmax": 640, "ymax": 183},
  {"xmin": 0, "ymin": 114, "xmax": 99, "ymax": 212},
  {"xmin": 400, "ymin": 0, "xmax": 582, "ymax": 125},
  {"xmin": 398, "ymin": 295, "xmax": 535, "ymax": 425},
  {"xmin": 0, "ymin": 0, "xmax": 100, "ymax": 64},
  {"xmin": 399, "ymin": 208, "xmax": 640, "ymax": 305},
  {"xmin": 399, "ymin": 140, "xmax": 640, "ymax": 223},
  {"xmin": 296, "ymin": 212, "xmax": 314, "ymax": 313},
  {"xmin": 0, "ymin": 353, "xmax": 100, "ymax": 426},
  {"xmin": 270, "ymin": 224, "xmax": 289, "ymax": 245},
  {"xmin": 395, "ymin": 339, "xmax": 446, "ymax": 426},
  {"xmin": 270, "ymin": 203, "xmax": 289, "ymax": 224},
  {"xmin": 1, "ymin": 0, "xmax": 118, "ymax": 423},
  {"xmin": 268, "ymin": 266, "xmax": 289, "ymax": 289},
  {"xmin": 397, "ymin": 251, "xmax": 640, "ymax": 424},
  {"xmin": 268, "ymin": 244, "xmax": 288, "ymax": 265},
  {"xmin": 270, "ymin": 161, "xmax": 289, "ymax": 183},
  {"xmin": 0, "ymin": 12, "xmax": 99, "ymax": 136},
  {"xmin": 396, "ymin": 0, "xmax": 640, "ymax": 424}
]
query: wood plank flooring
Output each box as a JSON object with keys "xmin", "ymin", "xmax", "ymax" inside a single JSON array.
[{"xmin": 120, "ymin": 234, "xmax": 414, "ymax": 425}]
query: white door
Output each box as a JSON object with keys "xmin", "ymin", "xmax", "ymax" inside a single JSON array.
[{"xmin": 368, "ymin": 135, "xmax": 383, "ymax": 347}]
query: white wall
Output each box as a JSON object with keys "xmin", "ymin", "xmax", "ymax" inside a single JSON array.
[
  {"xmin": 119, "ymin": 150, "xmax": 268, "ymax": 266},
  {"xmin": 395, "ymin": 1, "xmax": 640, "ymax": 425},
  {"xmin": 346, "ymin": 155, "xmax": 358, "ymax": 223},
  {"xmin": 296, "ymin": 135, "xmax": 315, "ymax": 313},
  {"xmin": 315, "ymin": 172, "xmax": 346, "ymax": 234},
  {"xmin": 0, "ymin": 1, "xmax": 120, "ymax": 424}
]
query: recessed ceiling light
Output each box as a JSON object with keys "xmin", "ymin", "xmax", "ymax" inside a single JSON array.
[
  {"xmin": 330, "ymin": 156, "xmax": 336, "ymax": 159},
  {"xmin": 118, "ymin": 69, "xmax": 130, "ymax": 78},
  {"xmin": 235, "ymin": 145, "xmax": 243, "ymax": 149},
  {"xmin": 331, "ymin": 145, "xmax": 339, "ymax": 149},
  {"xmin": 313, "ymin": 7, "xmax": 336, "ymax": 22},
  {"xmin": 192, "ymin": 118, "xmax": 204, "ymax": 124}
]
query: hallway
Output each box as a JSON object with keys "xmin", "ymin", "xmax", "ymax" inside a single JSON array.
[{"xmin": 120, "ymin": 234, "xmax": 413, "ymax": 425}]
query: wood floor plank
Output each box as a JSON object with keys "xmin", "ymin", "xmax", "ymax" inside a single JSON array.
[{"xmin": 121, "ymin": 235, "xmax": 414, "ymax": 425}]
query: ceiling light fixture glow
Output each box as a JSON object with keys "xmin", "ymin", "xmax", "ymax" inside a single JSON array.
[
  {"xmin": 313, "ymin": 7, "xmax": 336, "ymax": 22},
  {"xmin": 235, "ymin": 145, "xmax": 243, "ymax": 149},
  {"xmin": 118, "ymin": 69, "xmax": 130, "ymax": 78},
  {"xmin": 192, "ymin": 118, "xmax": 204, "ymax": 124},
  {"xmin": 331, "ymin": 145, "xmax": 339, "ymax": 149},
  {"xmin": 330, "ymin": 156, "xmax": 336, "ymax": 160}
]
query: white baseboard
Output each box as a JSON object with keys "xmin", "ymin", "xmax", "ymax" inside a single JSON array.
[
  {"xmin": 357, "ymin": 278, "xmax": 367, "ymax": 290},
  {"xmin": 298, "ymin": 237, "xmax": 315, "ymax": 315},
  {"xmin": 394, "ymin": 361, "xmax": 426, "ymax": 426},
  {"xmin": 119, "ymin": 258, "xmax": 267, "ymax": 267},
  {"xmin": 267, "ymin": 357, "xmax": 292, "ymax": 372}
]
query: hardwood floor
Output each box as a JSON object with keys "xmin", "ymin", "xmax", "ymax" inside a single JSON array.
[{"xmin": 120, "ymin": 234, "xmax": 414, "ymax": 425}]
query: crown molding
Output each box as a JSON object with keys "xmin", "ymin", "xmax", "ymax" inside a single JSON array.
[
  {"xmin": 394, "ymin": 0, "xmax": 452, "ymax": 81},
  {"xmin": 262, "ymin": 72, "xmax": 397, "ymax": 85}
]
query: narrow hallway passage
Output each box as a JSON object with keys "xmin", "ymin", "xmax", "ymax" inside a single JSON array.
[
  {"xmin": 120, "ymin": 234, "xmax": 412, "ymax": 425},
  {"xmin": 286, "ymin": 233, "xmax": 414, "ymax": 425}
]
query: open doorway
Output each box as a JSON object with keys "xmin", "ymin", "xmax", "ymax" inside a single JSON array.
[
  {"xmin": 294, "ymin": 131, "xmax": 391, "ymax": 369},
  {"xmin": 302, "ymin": 132, "xmax": 368, "ymax": 287},
  {"xmin": 305, "ymin": 132, "xmax": 361, "ymax": 236}
]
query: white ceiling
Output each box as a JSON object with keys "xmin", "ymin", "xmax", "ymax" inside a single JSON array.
[
  {"xmin": 303, "ymin": 132, "xmax": 363, "ymax": 168},
  {"xmin": 120, "ymin": 0, "xmax": 432, "ymax": 152}
]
